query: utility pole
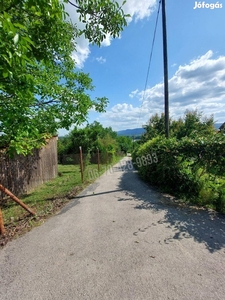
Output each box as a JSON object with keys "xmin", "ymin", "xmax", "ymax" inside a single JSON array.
[{"xmin": 162, "ymin": 0, "xmax": 169, "ymax": 138}]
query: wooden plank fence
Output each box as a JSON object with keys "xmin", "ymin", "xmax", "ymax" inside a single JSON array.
[{"xmin": 0, "ymin": 137, "xmax": 58, "ymax": 199}]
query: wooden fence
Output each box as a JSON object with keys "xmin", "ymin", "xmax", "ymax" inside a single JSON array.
[{"xmin": 0, "ymin": 137, "xmax": 58, "ymax": 199}]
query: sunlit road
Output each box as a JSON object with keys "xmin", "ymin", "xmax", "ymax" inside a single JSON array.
[{"xmin": 0, "ymin": 157, "xmax": 225, "ymax": 300}]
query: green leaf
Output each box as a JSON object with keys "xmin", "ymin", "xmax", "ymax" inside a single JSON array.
[
  {"xmin": 3, "ymin": 71, "xmax": 9, "ymax": 78},
  {"xmin": 1, "ymin": 0, "xmax": 126, "ymax": 156}
]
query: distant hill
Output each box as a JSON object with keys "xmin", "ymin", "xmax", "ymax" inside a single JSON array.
[
  {"xmin": 117, "ymin": 123, "xmax": 223, "ymax": 137},
  {"xmin": 117, "ymin": 128, "xmax": 146, "ymax": 137},
  {"xmin": 215, "ymin": 123, "xmax": 223, "ymax": 130}
]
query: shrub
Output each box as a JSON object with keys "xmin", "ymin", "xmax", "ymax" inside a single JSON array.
[{"xmin": 132, "ymin": 133, "xmax": 225, "ymax": 213}]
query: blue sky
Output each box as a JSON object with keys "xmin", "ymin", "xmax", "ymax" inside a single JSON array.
[{"xmin": 59, "ymin": 0, "xmax": 225, "ymax": 135}]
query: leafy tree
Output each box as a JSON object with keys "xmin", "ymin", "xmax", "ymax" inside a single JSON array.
[
  {"xmin": 170, "ymin": 117, "xmax": 183, "ymax": 138},
  {"xmin": 141, "ymin": 113, "xmax": 167, "ymax": 143},
  {"xmin": 173, "ymin": 109, "xmax": 215, "ymax": 139},
  {"xmin": 57, "ymin": 136, "xmax": 72, "ymax": 163},
  {"xmin": 63, "ymin": 121, "xmax": 119, "ymax": 154},
  {"xmin": 116, "ymin": 136, "xmax": 132, "ymax": 153},
  {"xmin": 141, "ymin": 110, "xmax": 216, "ymax": 143},
  {"xmin": 0, "ymin": 0, "xmax": 128, "ymax": 155},
  {"xmin": 98, "ymin": 133, "xmax": 118, "ymax": 154},
  {"xmin": 67, "ymin": 127, "xmax": 91, "ymax": 154},
  {"xmin": 86, "ymin": 121, "xmax": 108, "ymax": 144},
  {"xmin": 66, "ymin": 0, "xmax": 128, "ymax": 45}
]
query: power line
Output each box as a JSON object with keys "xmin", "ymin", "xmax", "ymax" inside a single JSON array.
[
  {"xmin": 143, "ymin": 0, "xmax": 162, "ymax": 97},
  {"xmin": 137, "ymin": 0, "xmax": 162, "ymax": 127}
]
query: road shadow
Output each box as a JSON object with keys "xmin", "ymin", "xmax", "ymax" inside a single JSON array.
[
  {"xmin": 118, "ymin": 168, "xmax": 225, "ymax": 253},
  {"xmin": 74, "ymin": 189, "xmax": 124, "ymax": 199}
]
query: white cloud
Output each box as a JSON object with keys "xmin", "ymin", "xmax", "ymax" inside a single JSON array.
[
  {"xmin": 64, "ymin": 0, "xmax": 157, "ymax": 67},
  {"xmin": 96, "ymin": 56, "xmax": 106, "ymax": 64},
  {"xmin": 64, "ymin": 2, "xmax": 90, "ymax": 68},
  {"xmin": 100, "ymin": 103, "xmax": 149, "ymax": 131},
  {"xmin": 129, "ymin": 89, "xmax": 139, "ymax": 98},
  {"xmin": 122, "ymin": 0, "xmax": 157, "ymax": 22},
  {"xmin": 101, "ymin": 33, "xmax": 113, "ymax": 47},
  {"xmin": 71, "ymin": 36, "xmax": 90, "ymax": 68},
  {"xmin": 100, "ymin": 51, "xmax": 225, "ymax": 130}
]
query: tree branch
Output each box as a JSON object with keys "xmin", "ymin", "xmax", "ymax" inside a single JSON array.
[
  {"xmin": 34, "ymin": 98, "xmax": 60, "ymax": 107},
  {"xmin": 1, "ymin": 0, "xmax": 21, "ymax": 13}
]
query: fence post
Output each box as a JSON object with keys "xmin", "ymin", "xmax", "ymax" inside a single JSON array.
[
  {"xmin": 0, "ymin": 207, "xmax": 5, "ymax": 235},
  {"xmin": 79, "ymin": 146, "xmax": 84, "ymax": 183},
  {"xmin": 0, "ymin": 184, "xmax": 35, "ymax": 215},
  {"xmin": 97, "ymin": 148, "xmax": 100, "ymax": 173}
]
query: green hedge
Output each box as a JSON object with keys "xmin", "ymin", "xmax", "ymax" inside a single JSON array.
[{"xmin": 132, "ymin": 134, "xmax": 225, "ymax": 213}]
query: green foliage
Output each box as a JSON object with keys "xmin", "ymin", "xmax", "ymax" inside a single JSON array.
[
  {"xmin": 116, "ymin": 136, "xmax": 133, "ymax": 153},
  {"xmin": 98, "ymin": 133, "xmax": 119, "ymax": 154},
  {"xmin": 141, "ymin": 109, "xmax": 216, "ymax": 144},
  {"xmin": 141, "ymin": 113, "xmax": 166, "ymax": 142},
  {"xmin": 0, "ymin": 0, "xmax": 128, "ymax": 156},
  {"xmin": 133, "ymin": 137, "xmax": 197, "ymax": 195},
  {"xmin": 133, "ymin": 132, "xmax": 225, "ymax": 213},
  {"xmin": 72, "ymin": 0, "xmax": 129, "ymax": 45},
  {"xmin": 59, "ymin": 121, "xmax": 121, "ymax": 155},
  {"xmin": 172, "ymin": 109, "xmax": 215, "ymax": 139}
]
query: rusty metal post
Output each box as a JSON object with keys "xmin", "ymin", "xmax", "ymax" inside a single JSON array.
[
  {"xmin": 0, "ymin": 207, "xmax": 5, "ymax": 235},
  {"xmin": 79, "ymin": 146, "xmax": 84, "ymax": 183},
  {"xmin": 0, "ymin": 184, "xmax": 35, "ymax": 215}
]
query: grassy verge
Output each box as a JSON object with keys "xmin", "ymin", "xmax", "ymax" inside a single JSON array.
[{"xmin": 0, "ymin": 156, "xmax": 123, "ymax": 247}]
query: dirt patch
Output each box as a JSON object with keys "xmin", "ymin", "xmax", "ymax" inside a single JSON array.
[{"xmin": 0, "ymin": 186, "xmax": 83, "ymax": 248}]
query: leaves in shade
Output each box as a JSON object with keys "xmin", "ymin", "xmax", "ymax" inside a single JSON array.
[{"xmin": 0, "ymin": 0, "xmax": 127, "ymax": 156}]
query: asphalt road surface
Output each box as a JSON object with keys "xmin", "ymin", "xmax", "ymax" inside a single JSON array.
[{"xmin": 0, "ymin": 157, "xmax": 225, "ymax": 300}]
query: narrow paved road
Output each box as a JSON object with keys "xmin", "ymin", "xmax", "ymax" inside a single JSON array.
[{"xmin": 0, "ymin": 158, "xmax": 225, "ymax": 300}]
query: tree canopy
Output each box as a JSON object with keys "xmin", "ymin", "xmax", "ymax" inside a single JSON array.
[
  {"xmin": 57, "ymin": 121, "xmax": 133, "ymax": 158},
  {"xmin": 0, "ymin": 0, "xmax": 128, "ymax": 155},
  {"xmin": 59, "ymin": 121, "xmax": 119, "ymax": 155},
  {"xmin": 141, "ymin": 110, "xmax": 216, "ymax": 143}
]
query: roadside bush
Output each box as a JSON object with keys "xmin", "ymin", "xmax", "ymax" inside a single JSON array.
[
  {"xmin": 132, "ymin": 133, "xmax": 225, "ymax": 213},
  {"xmin": 132, "ymin": 137, "xmax": 200, "ymax": 197},
  {"xmin": 215, "ymin": 188, "xmax": 225, "ymax": 212}
]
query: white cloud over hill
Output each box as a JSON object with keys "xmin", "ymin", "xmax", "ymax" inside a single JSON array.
[{"xmin": 100, "ymin": 51, "xmax": 225, "ymax": 130}]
